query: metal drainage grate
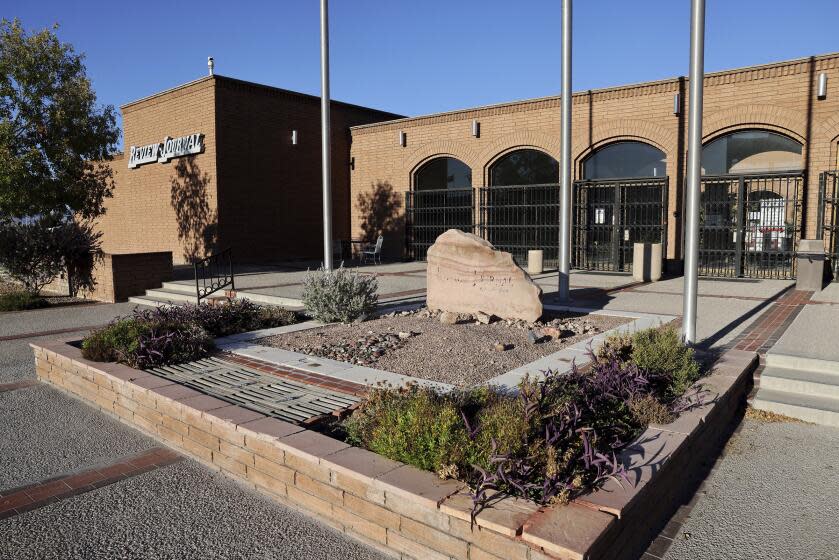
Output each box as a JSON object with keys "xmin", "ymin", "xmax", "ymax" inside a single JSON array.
[{"xmin": 148, "ymin": 357, "xmax": 360, "ymax": 424}]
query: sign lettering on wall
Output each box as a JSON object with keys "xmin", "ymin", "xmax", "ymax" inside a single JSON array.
[{"xmin": 128, "ymin": 133, "xmax": 204, "ymax": 168}]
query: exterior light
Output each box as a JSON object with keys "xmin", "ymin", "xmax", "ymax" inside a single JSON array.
[
  {"xmin": 471, "ymin": 119, "xmax": 480, "ymax": 138},
  {"xmin": 398, "ymin": 130, "xmax": 406, "ymax": 147},
  {"xmin": 291, "ymin": 130, "xmax": 298, "ymax": 145},
  {"xmin": 350, "ymin": 156, "xmax": 355, "ymax": 170},
  {"xmin": 673, "ymin": 93, "xmax": 681, "ymax": 115},
  {"xmin": 208, "ymin": 56, "xmax": 214, "ymax": 76},
  {"xmin": 818, "ymin": 72, "xmax": 828, "ymax": 99}
]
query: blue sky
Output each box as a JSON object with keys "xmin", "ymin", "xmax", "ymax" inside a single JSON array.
[{"xmin": 6, "ymin": 0, "xmax": 838, "ymax": 134}]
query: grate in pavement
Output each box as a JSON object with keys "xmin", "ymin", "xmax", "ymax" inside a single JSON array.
[{"xmin": 148, "ymin": 357, "xmax": 360, "ymax": 424}]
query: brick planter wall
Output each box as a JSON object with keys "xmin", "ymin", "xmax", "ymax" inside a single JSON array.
[{"xmin": 30, "ymin": 341, "xmax": 756, "ymax": 560}]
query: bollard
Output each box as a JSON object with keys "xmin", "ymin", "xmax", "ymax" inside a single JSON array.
[
  {"xmin": 633, "ymin": 243, "xmax": 662, "ymax": 282},
  {"xmin": 528, "ymin": 250, "xmax": 544, "ymax": 275}
]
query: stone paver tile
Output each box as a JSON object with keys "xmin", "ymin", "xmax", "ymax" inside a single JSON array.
[
  {"xmin": 522, "ymin": 504, "xmax": 616, "ymax": 560},
  {"xmin": 649, "ymin": 406, "xmax": 705, "ymax": 437},
  {"xmin": 238, "ymin": 416, "xmax": 304, "ymax": 439},
  {"xmin": 150, "ymin": 383, "xmax": 203, "ymax": 401},
  {"xmin": 324, "ymin": 446, "xmax": 402, "ymax": 479},
  {"xmin": 618, "ymin": 429, "xmax": 687, "ymax": 489},
  {"xmin": 104, "ymin": 364, "xmax": 153, "ymax": 382},
  {"xmin": 131, "ymin": 375, "xmax": 177, "ymax": 390},
  {"xmin": 375, "ymin": 464, "xmax": 463, "ymax": 509},
  {"xmin": 277, "ymin": 430, "xmax": 350, "ymax": 460},
  {"xmin": 205, "ymin": 405, "xmax": 266, "ymax": 425},
  {"xmin": 178, "ymin": 394, "xmax": 230, "ymax": 411},
  {"xmin": 440, "ymin": 490, "xmax": 540, "ymax": 537}
]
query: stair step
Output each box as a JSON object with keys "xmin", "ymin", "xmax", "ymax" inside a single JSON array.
[
  {"xmin": 128, "ymin": 296, "xmax": 183, "ymax": 308},
  {"xmin": 143, "ymin": 288, "xmax": 199, "ymax": 303},
  {"xmin": 751, "ymin": 388, "xmax": 839, "ymax": 427},
  {"xmin": 764, "ymin": 352, "xmax": 839, "ymax": 375},
  {"xmin": 160, "ymin": 281, "xmax": 201, "ymax": 295},
  {"xmin": 760, "ymin": 366, "xmax": 839, "ymax": 399}
]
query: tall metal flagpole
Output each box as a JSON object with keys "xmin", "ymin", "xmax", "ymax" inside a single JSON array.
[
  {"xmin": 558, "ymin": 0, "xmax": 573, "ymax": 302},
  {"xmin": 320, "ymin": 0, "xmax": 334, "ymax": 270},
  {"xmin": 682, "ymin": 0, "xmax": 706, "ymax": 344}
]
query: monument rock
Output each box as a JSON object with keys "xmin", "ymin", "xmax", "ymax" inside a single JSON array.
[{"xmin": 426, "ymin": 229, "xmax": 543, "ymax": 322}]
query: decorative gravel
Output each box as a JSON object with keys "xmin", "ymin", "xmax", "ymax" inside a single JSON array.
[{"xmin": 257, "ymin": 308, "xmax": 628, "ymax": 386}]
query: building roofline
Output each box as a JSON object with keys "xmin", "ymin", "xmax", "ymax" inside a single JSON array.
[
  {"xmin": 120, "ymin": 74, "xmax": 404, "ymax": 118},
  {"xmin": 350, "ymin": 51, "xmax": 839, "ymax": 131}
]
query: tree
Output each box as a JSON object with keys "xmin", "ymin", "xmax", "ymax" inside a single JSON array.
[{"xmin": 0, "ymin": 19, "xmax": 118, "ymax": 221}]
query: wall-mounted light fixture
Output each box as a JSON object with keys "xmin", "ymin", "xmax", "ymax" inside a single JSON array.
[
  {"xmin": 818, "ymin": 72, "xmax": 828, "ymax": 99},
  {"xmin": 398, "ymin": 130, "xmax": 406, "ymax": 147},
  {"xmin": 291, "ymin": 130, "xmax": 298, "ymax": 145},
  {"xmin": 673, "ymin": 93, "xmax": 681, "ymax": 115},
  {"xmin": 471, "ymin": 119, "xmax": 480, "ymax": 138},
  {"xmin": 350, "ymin": 156, "xmax": 355, "ymax": 170}
]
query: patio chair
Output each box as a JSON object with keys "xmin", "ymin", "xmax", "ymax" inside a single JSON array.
[{"xmin": 361, "ymin": 235, "xmax": 384, "ymax": 265}]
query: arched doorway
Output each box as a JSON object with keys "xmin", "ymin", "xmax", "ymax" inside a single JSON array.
[
  {"xmin": 483, "ymin": 149, "xmax": 559, "ymax": 267},
  {"xmin": 406, "ymin": 157, "xmax": 473, "ymax": 260},
  {"xmin": 698, "ymin": 129, "xmax": 803, "ymax": 278},
  {"xmin": 574, "ymin": 141, "xmax": 668, "ymax": 272}
]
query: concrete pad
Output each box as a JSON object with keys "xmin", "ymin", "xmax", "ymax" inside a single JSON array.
[
  {"xmin": 632, "ymin": 277, "xmax": 793, "ymax": 298},
  {"xmin": 810, "ymin": 281, "xmax": 839, "ymax": 302},
  {"xmin": 769, "ymin": 305, "xmax": 839, "ymax": 361}
]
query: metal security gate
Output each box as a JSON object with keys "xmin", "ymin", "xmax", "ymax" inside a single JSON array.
[
  {"xmin": 818, "ymin": 170, "xmax": 839, "ymax": 279},
  {"xmin": 478, "ymin": 184, "xmax": 560, "ymax": 268},
  {"xmin": 698, "ymin": 172, "xmax": 802, "ymax": 279},
  {"xmin": 572, "ymin": 178, "xmax": 668, "ymax": 272},
  {"xmin": 405, "ymin": 188, "xmax": 474, "ymax": 261}
]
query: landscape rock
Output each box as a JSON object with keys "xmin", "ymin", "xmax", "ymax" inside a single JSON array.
[
  {"xmin": 475, "ymin": 311, "xmax": 493, "ymax": 325},
  {"xmin": 426, "ymin": 229, "xmax": 543, "ymax": 322},
  {"xmin": 439, "ymin": 311, "xmax": 459, "ymax": 325},
  {"xmin": 494, "ymin": 342, "xmax": 512, "ymax": 352}
]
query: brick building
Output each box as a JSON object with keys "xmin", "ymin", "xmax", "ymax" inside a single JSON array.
[
  {"xmin": 349, "ymin": 52, "xmax": 839, "ymax": 278},
  {"xmin": 97, "ymin": 75, "xmax": 401, "ymax": 265}
]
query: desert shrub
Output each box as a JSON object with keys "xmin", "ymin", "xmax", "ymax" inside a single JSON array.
[
  {"xmin": 0, "ymin": 290, "xmax": 49, "ymax": 311},
  {"xmin": 631, "ymin": 326, "xmax": 700, "ymax": 401},
  {"xmin": 628, "ymin": 394, "xmax": 675, "ymax": 425},
  {"xmin": 0, "ymin": 217, "xmax": 102, "ymax": 295},
  {"xmin": 302, "ymin": 265, "xmax": 378, "ymax": 323}
]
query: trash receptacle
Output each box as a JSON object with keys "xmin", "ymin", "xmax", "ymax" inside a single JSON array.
[
  {"xmin": 528, "ymin": 250, "xmax": 544, "ymax": 275},
  {"xmin": 633, "ymin": 243, "xmax": 662, "ymax": 282},
  {"xmin": 796, "ymin": 239, "xmax": 826, "ymax": 292}
]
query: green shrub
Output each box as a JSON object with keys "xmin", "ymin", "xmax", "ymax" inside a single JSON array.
[
  {"xmin": 81, "ymin": 318, "xmax": 150, "ymax": 363},
  {"xmin": 302, "ymin": 265, "xmax": 378, "ymax": 323},
  {"xmin": 257, "ymin": 305, "xmax": 299, "ymax": 329},
  {"xmin": 631, "ymin": 326, "xmax": 701, "ymax": 401},
  {"xmin": 0, "ymin": 290, "xmax": 48, "ymax": 311}
]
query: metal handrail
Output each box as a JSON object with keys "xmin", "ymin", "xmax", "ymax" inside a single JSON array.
[{"xmin": 194, "ymin": 248, "xmax": 235, "ymax": 303}]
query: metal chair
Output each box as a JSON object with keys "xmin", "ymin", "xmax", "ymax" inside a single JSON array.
[{"xmin": 361, "ymin": 235, "xmax": 384, "ymax": 265}]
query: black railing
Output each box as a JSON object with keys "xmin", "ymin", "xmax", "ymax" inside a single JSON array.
[
  {"xmin": 698, "ymin": 172, "xmax": 802, "ymax": 279},
  {"xmin": 573, "ymin": 177, "xmax": 668, "ymax": 272},
  {"xmin": 818, "ymin": 170, "xmax": 839, "ymax": 279},
  {"xmin": 405, "ymin": 188, "xmax": 474, "ymax": 261},
  {"xmin": 194, "ymin": 248, "xmax": 235, "ymax": 303},
  {"xmin": 478, "ymin": 184, "xmax": 560, "ymax": 268}
]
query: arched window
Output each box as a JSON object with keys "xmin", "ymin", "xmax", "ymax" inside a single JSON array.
[
  {"xmin": 490, "ymin": 149, "xmax": 558, "ymax": 186},
  {"xmin": 702, "ymin": 130, "xmax": 802, "ymax": 175},
  {"xmin": 414, "ymin": 157, "xmax": 472, "ymax": 190},
  {"xmin": 582, "ymin": 141, "xmax": 666, "ymax": 180}
]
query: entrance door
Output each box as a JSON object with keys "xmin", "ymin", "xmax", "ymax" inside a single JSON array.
[{"xmin": 573, "ymin": 178, "xmax": 668, "ymax": 272}]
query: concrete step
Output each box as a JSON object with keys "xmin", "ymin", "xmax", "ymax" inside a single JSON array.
[
  {"xmin": 160, "ymin": 281, "xmax": 200, "ymax": 295},
  {"xmin": 234, "ymin": 291, "xmax": 303, "ymax": 308},
  {"xmin": 764, "ymin": 352, "xmax": 839, "ymax": 375},
  {"xmin": 143, "ymin": 288, "xmax": 199, "ymax": 304},
  {"xmin": 751, "ymin": 388, "xmax": 839, "ymax": 427},
  {"xmin": 127, "ymin": 295, "xmax": 183, "ymax": 308},
  {"xmin": 760, "ymin": 366, "xmax": 839, "ymax": 399}
]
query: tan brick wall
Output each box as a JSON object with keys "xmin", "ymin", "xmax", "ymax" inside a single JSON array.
[
  {"xmin": 96, "ymin": 78, "xmax": 219, "ymax": 265},
  {"xmin": 44, "ymin": 252, "xmax": 173, "ymax": 302},
  {"xmin": 349, "ymin": 53, "xmax": 839, "ymax": 263}
]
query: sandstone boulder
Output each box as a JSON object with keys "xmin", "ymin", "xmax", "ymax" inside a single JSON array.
[{"xmin": 426, "ymin": 230, "xmax": 543, "ymax": 322}]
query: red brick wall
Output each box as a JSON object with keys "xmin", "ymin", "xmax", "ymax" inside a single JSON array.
[{"xmin": 349, "ymin": 53, "xmax": 839, "ymax": 263}]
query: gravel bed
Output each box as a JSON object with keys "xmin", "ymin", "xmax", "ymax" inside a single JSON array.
[{"xmin": 257, "ymin": 308, "xmax": 628, "ymax": 386}]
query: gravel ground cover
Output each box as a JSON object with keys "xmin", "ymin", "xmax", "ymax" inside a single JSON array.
[
  {"xmin": 258, "ymin": 308, "xmax": 627, "ymax": 386},
  {"xmin": 662, "ymin": 416, "xmax": 839, "ymax": 560},
  {"xmin": 0, "ymin": 384, "xmax": 157, "ymax": 489},
  {"xmin": 0, "ymin": 460, "xmax": 389, "ymax": 560}
]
